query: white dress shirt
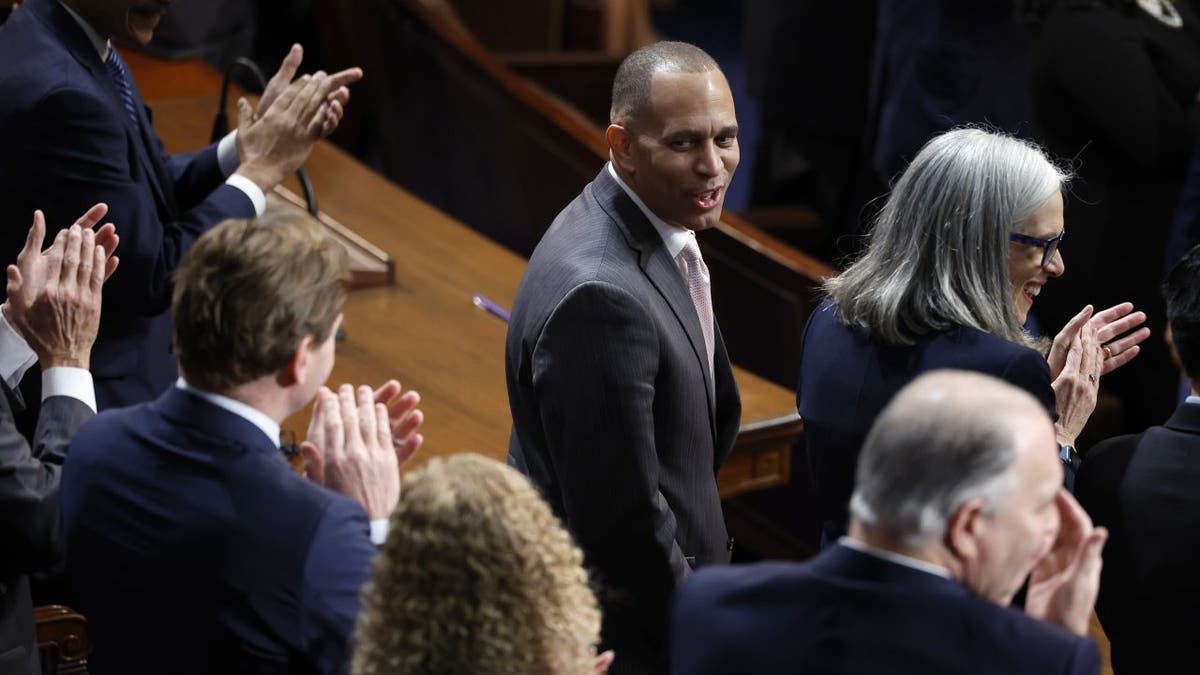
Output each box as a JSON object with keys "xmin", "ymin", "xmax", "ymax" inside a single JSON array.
[
  {"xmin": 0, "ymin": 308, "xmax": 96, "ymax": 411},
  {"xmin": 839, "ymin": 535, "xmax": 954, "ymax": 580},
  {"xmin": 607, "ymin": 162, "xmax": 701, "ymax": 279},
  {"xmin": 58, "ymin": 2, "xmax": 265, "ymax": 215},
  {"xmin": 176, "ymin": 378, "xmax": 389, "ymax": 545},
  {"xmin": 1187, "ymin": 394, "xmax": 1200, "ymax": 406}
]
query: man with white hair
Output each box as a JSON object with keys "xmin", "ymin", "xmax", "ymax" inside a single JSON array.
[{"xmin": 670, "ymin": 370, "xmax": 1106, "ymax": 675}]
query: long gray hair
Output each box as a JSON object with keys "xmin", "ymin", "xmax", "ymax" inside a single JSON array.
[{"xmin": 828, "ymin": 127, "xmax": 1070, "ymax": 347}]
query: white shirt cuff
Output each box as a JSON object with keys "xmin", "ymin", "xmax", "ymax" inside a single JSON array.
[
  {"xmin": 217, "ymin": 131, "xmax": 240, "ymax": 177},
  {"xmin": 0, "ymin": 308, "xmax": 36, "ymax": 389},
  {"xmin": 369, "ymin": 518, "xmax": 389, "ymax": 546},
  {"xmin": 225, "ymin": 173, "xmax": 266, "ymax": 216},
  {"xmin": 41, "ymin": 367, "xmax": 97, "ymax": 413}
]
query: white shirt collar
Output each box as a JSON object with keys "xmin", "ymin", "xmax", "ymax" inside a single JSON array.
[
  {"xmin": 838, "ymin": 536, "xmax": 954, "ymax": 580},
  {"xmin": 176, "ymin": 378, "xmax": 281, "ymax": 448},
  {"xmin": 0, "ymin": 307, "xmax": 37, "ymax": 390},
  {"xmin": 606, "ymin": 162, "xmax": 695, "ymax": 261},
  {"xmin": 1187, "ymin": 395, "xmax": 1200, "ymax": 406},
  {"xmin": 58, "ymin": 1, "xmax": 111, "ymax": 61}
]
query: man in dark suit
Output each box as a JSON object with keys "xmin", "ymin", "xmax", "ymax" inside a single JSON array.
[
  {"xmin": 60, "ymin": 212, "xmax": 424, "ymax": 675},
  {"xmin": 0, "ymin": 0, "xmax": 361, "ymax": 410},
  {"xmin": 506, "ymin": 41, "xmax": 742, "ymax": 674},
  {"xmin": 1076, "ymin": 244, "xmax": 1200, "ymax": 674},
  {"xmin": 0, "ymin": 205, "xmax": 118, "ymax": 675},
  {"xmin": 672, "ymin": 371, "xmax": 1107, "ymax": 675}
]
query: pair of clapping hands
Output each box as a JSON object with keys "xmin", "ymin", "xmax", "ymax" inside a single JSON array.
[
  {"xmin": 300, "ymin": 382, "xmax": 425, "ymax": 521},
  {"xmin": 1046, "ymin": 302, "xmax": 1150, "ymax": 447}
]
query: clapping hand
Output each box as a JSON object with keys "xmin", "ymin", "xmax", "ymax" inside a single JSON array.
[{"xmin": 1025, "ymin": 489, "xmax": 1108, "ymax": 636}]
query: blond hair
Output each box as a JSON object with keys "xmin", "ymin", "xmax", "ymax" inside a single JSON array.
[
  {"xmin": 171, "ymin": 211, "xmax": 349, "ymax": 392},
  {"xmin": 353, "ymin": 454, "xmax": 601, "ymax": 675}
]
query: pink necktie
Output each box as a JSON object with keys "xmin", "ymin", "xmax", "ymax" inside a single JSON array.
[{"xmin": 679, "ymin": 236, "xmax": 715, "ymax": 372}]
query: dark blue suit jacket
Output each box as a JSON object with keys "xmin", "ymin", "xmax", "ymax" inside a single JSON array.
[
  {"xmin": 60, "ymin": 387, "xmax": 375, "ymax": 675},
  {"xmin": 1076, "ymin": 401, "xmax": 1200, "ymax": 674},
  {"xmin": 0, "ymin": 0, "xmax": 255, "ymax": 410},
  {"xmin": 798, "ymin": 301, "xmax": 1056, "ymax": 542},
  {"xmin": 670, "ymin": 544, "xmax": 1101, "ymax": 675}
]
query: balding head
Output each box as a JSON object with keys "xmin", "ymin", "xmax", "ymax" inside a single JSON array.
[
  {"xmin": 850, "ymin": 371, "xmax": 1051, "ymax": 547},
  {"xmin": 610, "ymin": 41, "xmax": 721, "ymax": 127}
]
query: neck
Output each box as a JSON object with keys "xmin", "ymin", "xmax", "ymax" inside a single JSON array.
[
  {"xmin": 207, "ymin": 378, "xmax": 295, "ymax": 425},
  {"xmin": 1191, "ymin": 381, "xmax": 1199, "ymax": 398},
  {"xmin": 848, "ymin": 520, "xmax": 964, "ymax": 579}
]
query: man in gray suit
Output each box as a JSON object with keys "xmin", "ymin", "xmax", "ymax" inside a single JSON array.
[
  {"xmin": 506, "ymin": 41, "xmax": 742, "ymax": 674},
  {"xmin": 0, "ymin": 204, "xmax": 117, "ymax": 674}
]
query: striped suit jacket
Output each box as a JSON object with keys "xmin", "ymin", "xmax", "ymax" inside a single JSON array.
[{"xmin": 506, "ymin": 167, "xmax": 741, "ymax": 674}]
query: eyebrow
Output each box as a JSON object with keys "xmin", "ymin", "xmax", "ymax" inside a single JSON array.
[{"xmin": 662, "ymin": 125, "xmax": 740, "ymax": 140}]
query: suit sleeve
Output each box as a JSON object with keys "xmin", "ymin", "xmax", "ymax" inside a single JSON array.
[
  {"xmin": 531, "ymin": 281, "xmax": 688, "ymax": 623},
  {"xmin": 27, "ymin": 86, "xmax": 254, "ymax": 315},
  {"xmin": 0, "ymin": 394, "xmax": 92, "ymax": 578},
  {"xmin": 300, "ymin": 497, "xmax": 375, "ymax": 675},
  {"xmin": 1000, "ymin": 346, "xmax": 1057, "ymax": 419},
  {"xmin": 1064, "ymin": 637, "xmax": 1103, "ymax": 675}
]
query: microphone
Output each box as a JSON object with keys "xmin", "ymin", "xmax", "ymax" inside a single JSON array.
[{"xmin": 212, "ymin": 57, "xmax": 318, "ymax": 217}]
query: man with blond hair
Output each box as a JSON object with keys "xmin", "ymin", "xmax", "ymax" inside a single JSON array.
[{"xmin": 61, "ymin": 211, "xmax": 423, "ymax": 675}]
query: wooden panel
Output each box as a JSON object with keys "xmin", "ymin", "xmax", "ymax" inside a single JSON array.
[
  {"xmin": 128, "ymin": 59, "xmax": 800, "ymax": 497},
  {"xmin": 35, "ymin": 605, "xmax": 90, "ymax": 675}
]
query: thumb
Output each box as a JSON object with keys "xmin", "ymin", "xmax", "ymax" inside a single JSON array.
[
  {"xmin": 236, "ymin": 97, "xmax": 254, "ymax": 131},
  {"xmin": 6, "ymin": 264, "xmax": 21, "ymax": 292},
  {"xmin": 300, "ymin": 440, "xmax": 325, "ymax": 484}
]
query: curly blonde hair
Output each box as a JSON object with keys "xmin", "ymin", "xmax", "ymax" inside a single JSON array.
[{"xmin": 352, "ymin": 454, "xmax": 601, "ymax": 675}]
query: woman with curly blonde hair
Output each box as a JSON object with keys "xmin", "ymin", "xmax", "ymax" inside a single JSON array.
[{"xmin": 352, "ymin": 453, "xmax": 611, "ymax": 675}]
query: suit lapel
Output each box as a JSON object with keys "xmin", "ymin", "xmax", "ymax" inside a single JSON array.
[
  {"xmin": 591, "ymin": 169, "xmax": 718, "ymax": 428},
  {"xmin": 31, "ymin": 0, "xmax": 175, "ymax": 218}
]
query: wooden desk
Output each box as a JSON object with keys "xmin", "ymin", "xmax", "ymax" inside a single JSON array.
[{"xmin": 130, "ymin": 53, "xmax": 800, "ymax": 498}]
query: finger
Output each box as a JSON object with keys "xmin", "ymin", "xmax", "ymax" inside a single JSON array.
[
  {"xmin": 357, "ymin": 384, "xmax": 377, "ymax": 446},
  {"xmin": 1061, "ymin": 322, "xmax": 1085, "ymax": 376},
  {"xmin": 89, "ymin": 243, "xmax": 106, "ymax": 294},
  {"xmin": 6, "ymin": 264, "xmax": 22, "ymax": 296},
  {"xmin": 94, "ymin": 223, "xmax": 119, "ymax": 259},
  {"xmin": 375, "ymin": 402, "xmax": 392, "ymax": 453},
  {"xmin": 56, "ymin": 226, "xmax": 81, "ymax": 287},
  {"xmin": 306, "ymin": 102, "xmax": 329, "ymax": 139},
  {"xmin": 1101, "ymin": 344, "xmax": 1141, "ymax": 375},
  {"xmin": 1096, "ymin": 310, "xmax": 1147, "ymax": 344},
  {"xmin": 21, "ymin": 210, "xmax": 46, "ymax": 262},
  {"xmin": 393, "ymin": 404, "xmax": 424, "ymax": 442},
  {"xmin": 1055, "ymin": 304, "xmax": 1094, "ymax": 344},
  {"xmin": 299, "ymin": 440, "xmax": 325, "ymax": 483},
  {"xmin": 373, "ymin": 379, "xmax": 401, "ymax": 406},
  {"xmin": 71, "ymin": 202, "xmax": 108, "ymax": 230},
  {"xmin": 594, "ymin": 650, "xmax": 615, "ymax": 674},
  {"xmin": 76, "ymin": 227, "xmax": 95, "ymax": 289},
  {"xmin": 1086, "ymin": 301, "xmax": 1134, "ymax": 330},
  {"xmin": 273, "ymin": 44, "xmax": 303, "ymax": 88},
  {"xmin": 236, "ymin": 97, "xmax": 255, "ymax": 131},
  {"xmin": 318, "ymin": 387, "xmax": 343, "ymax": 460},
  {"xmin": 1058, "ymin": 489, "xmax": 1093, "ymax": 541},
  {"xmin": 388, "ymin": 390, "xmax": 421, "ymax": 424},
  {"xmin": 338, "ymin": 383, "xmax": 359, "ymax": 447},
  {"xmin": 326, "ymin": 85, "xmax": 350, "ymax": 108},
  {"xmin": 327, "ymin": 67, "xmax": 363, "ymax": 90},
  {"xmin": 291, "ymin": 72, "xmax": 325, "ymax": 118},
  {"xmin": 396, "ymin": 430, "xmax": 422, "ymax": 468},
  {"xmin": 104, "ymin": 254, "xmax": 120, "ymax": 282}
]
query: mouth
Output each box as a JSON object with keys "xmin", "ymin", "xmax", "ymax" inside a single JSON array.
[
  {"xmin": 1021, "ymin": 282, "xmax": 1042, "ymax": 307},
  {"xmin": 691, "ymin": 186, "xmax": 723, "ymax": 211}
]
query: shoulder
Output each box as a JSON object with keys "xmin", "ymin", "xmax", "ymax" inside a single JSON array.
[
  {"xmin": 968, "ymin": 602, "xmax": 1101, "ymax": 673},
  {"xmin": 675, "ymin": 562, "xmax": 809, "ymax": 621}
]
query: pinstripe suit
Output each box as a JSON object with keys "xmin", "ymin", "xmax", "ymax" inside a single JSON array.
[{"xmin": 506, "ymin": 167, "xmax": 741, "ymax": 674}]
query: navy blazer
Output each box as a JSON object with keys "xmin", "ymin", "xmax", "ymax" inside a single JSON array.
[
  {"xmin": 60, "ymin": 387, "xmax": 375, "ymax": 675},
  {"xmin": 670, "ymin": 544, "xmax": 1101, "ymax": 675},
  {"xmin": 0, "ymin": 0, "xmax": 255, "ymax": 410},
  {"xmin": 506, "ymin": 167, "xmax": 741, "ymax": 674},
  {"xmin": 0, "ymin": 385, "xmax": 92, "ymax": 675},
  {"xmin": 798, "ymin": 301, "xmax": 1056, "ymax": 542},
  {"xmin": 1076, "ymin": 401, "xmax": 1200, "ymax": 674}
]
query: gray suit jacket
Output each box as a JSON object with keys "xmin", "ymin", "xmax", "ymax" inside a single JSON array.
[
  {"xmin": 506, "ymin": 168, "xmax": 741, "ymax": 674},
  {"xmin": 0, "ymin": 384, "xmax": 93, "ymax": 674}
]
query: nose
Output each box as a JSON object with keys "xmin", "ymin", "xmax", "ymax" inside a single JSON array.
[
  {"xmin": 695, "ymin": 142, "xmax": 720, "ymax": 178},
  {"xmin": 1045, "ymin": 246, "xmax": 1065, "ymax": 277}
]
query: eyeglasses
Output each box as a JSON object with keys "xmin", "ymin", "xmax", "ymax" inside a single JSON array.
[{"xmin": 1009, "ymin": 229, "xmax": 1065, "ymax": 269}]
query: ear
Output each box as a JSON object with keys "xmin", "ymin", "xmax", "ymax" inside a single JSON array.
[
  {"xmin": 279, "ymin": 335, "xmax": 315, "ymax": 388},
  {"xmin": 945, "ymin": 497, "xmax": 987, "ymax": 566},
  {"xmin": 606, "ymin": 124, "xmax": 633, "ymax": 172}
]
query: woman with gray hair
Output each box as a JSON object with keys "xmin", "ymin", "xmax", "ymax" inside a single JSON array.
[{"xmin": 797, "ymin": 127, "xmax": 1150, "ymax": 545}]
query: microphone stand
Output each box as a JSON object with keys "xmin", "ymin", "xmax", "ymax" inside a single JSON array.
[{"xmin": 211, "ymin": 57, "xmax": 318, "ymax": 216}]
